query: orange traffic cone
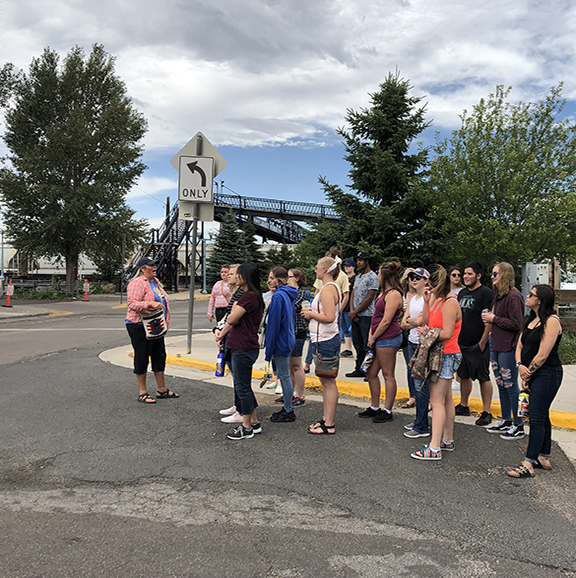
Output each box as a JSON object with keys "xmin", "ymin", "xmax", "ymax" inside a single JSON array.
[{"xmin": 2, "ymin": 279, "xmax": 13, "ymax": 308}]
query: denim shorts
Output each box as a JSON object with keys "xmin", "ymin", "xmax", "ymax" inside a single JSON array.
[
  {"xmin": 438, "ymin": 352, "xmax": 462, "ymax": 379},
  {"xmin": 310, "ymin": 334, "xmax": 341, "ymax": 359},
  {"xmin": 291, "ymin": 337, "xmax": 305, "ymax": 358},
  {"xmin": 375, "ymin": 333, "xmax": 403, "ymax": 348}
]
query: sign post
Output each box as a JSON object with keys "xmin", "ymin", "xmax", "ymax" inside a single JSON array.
[{"xmin": 171, "ymin": 133, "xmax": 226, "ymax": 354}]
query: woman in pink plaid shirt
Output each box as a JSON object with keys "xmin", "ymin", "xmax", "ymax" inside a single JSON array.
[
  {"xmin": 208, "ymin": 265, "xmax": 231, "ymax": 323},
  {"xmin": 126, "ymin": 257, "xmax": 179, "ymax": 404}
]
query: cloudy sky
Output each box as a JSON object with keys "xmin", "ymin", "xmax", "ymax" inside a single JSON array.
[{"xmin": 2, "ymin": 0, "xmax": 576, "ymax": 230}]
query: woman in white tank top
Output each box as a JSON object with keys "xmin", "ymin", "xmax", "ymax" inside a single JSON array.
[{"xmin": 302, "ymin": 257, "xmax": 342, "ymax": 434}]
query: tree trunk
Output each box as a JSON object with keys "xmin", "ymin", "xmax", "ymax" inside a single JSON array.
[{"xmin": 65, "ymin": 256, "xmax": 79, "ymax": 295}]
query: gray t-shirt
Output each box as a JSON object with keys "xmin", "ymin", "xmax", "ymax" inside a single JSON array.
[{"xmin": 352, "ymin": 270, "xmax": 379, "ymax": 317}]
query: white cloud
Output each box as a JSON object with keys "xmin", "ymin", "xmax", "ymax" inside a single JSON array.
[{"xmin": 3, "ymin": 0, "xmax": 576, "ymax": 151}]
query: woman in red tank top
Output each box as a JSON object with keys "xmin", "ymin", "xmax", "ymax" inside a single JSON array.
[{"xmin": 411, "ymin": 266, "xmax": 463, "ymax": 461}]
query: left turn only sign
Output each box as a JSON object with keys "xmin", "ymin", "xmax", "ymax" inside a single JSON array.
[{"xmin": 178, "ymin": 156, "xmax": 214, "ymax": 203}]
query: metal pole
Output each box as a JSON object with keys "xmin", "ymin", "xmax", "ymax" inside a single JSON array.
[
  {"xmin": 0, "ymin": 229, "xmax": 4, "ymax": 296},
  {"xmin": 120, "ymin": 234, "xmax": 126, "ymax": 304},
  {"xmin": 186, "ymin": 134, "xmax": 203, "ymax": 354},
  {"xmin": 201, "ymin": 237, "xmax": 207, "ymax": 294}
]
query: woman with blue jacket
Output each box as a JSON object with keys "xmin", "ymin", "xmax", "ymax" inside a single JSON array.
[{"xmin": 265, "ymin": 266, "xmax": 298, "ymax": 423}]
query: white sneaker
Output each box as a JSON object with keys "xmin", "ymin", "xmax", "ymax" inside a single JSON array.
[
  {"xmin": 219, "ymin": 405, "xmax": 236, "ymax": 416},
  {"xmin": 221, "ymin": 413, "xmax": 243, "ymax": 423},
  {"xmin": 275, "ymin": 384, "xmax": 282, "ymax": 394},
  {"xmin": 266, "ymin": 380, "xmax": 277, "ymax": 389}
]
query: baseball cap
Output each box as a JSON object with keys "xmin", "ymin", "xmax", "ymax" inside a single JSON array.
[
  {"xmin": 357, "ymin": 251, "xmax": 371, "ymax": 260},
  {"xmin": 344, "ymin": 258, "xmax": 356, "ymax": 267},
  {"xmin": 412, "ymin": 267, "xmax": 430, "ymax": 279},
  {"xmin": 136, "ymin": 256, "xmax": 157, "ymax": 269}
]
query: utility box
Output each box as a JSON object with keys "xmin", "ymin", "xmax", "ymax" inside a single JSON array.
[{"xmin": 521, "ymin": 262, "xmax": 552, "ymax": 296}]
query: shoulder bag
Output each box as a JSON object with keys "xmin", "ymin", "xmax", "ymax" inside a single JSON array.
[{"xmin": 141, "ymin": 307, "xmax": 168, "ymax": 340}]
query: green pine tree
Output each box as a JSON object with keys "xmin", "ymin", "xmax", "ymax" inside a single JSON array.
[{"xmin": 206, "ymin": 211, "xmax": 245, "ymax": 286}]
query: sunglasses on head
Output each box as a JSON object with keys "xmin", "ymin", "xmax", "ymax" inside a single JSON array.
[{"xmin": 408, "ymin": 274, "xmax": 424, "ymax": 281}]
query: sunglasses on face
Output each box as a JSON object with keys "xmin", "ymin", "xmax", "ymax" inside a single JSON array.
[
  {"xmin": 491, "ymin": 272, "xmax": 499, "ymax": 278},
  {"xmin": 451, "ymin": 273, "xmax": 460, "ymax": 278},
  {"xmin": 408, "ymin": 274, "xmax": 424, "ymax": 281},
  {"xmin": 527, "ymin": 292, "xmax": 538, "ymax": 298}
]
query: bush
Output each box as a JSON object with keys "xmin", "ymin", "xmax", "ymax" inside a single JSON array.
[
  {"xmin": 559, "ymin": 332, "xmax": 576, "ymax": 365},
  {"xmin": 14, "ymin": 285, "xmax": 68, "ymax": 300}
]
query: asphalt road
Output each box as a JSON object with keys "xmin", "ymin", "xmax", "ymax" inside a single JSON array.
[{"xmin": 1, "ymin": 298, "xmax": 575, "ymax": 578}]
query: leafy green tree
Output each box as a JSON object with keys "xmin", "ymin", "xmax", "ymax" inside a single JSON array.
[
  {"xmin": 428, "ymin": 84, "xmax": 576, "ymax": 270},
  {"xmin": 298, "ymin": 71, "xmax": 445, "ymax": 268},
  {"xmin": 0, "ymin": 45, "xmax": 148, "ymax": 292}
]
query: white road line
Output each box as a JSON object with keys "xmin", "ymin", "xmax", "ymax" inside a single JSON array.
[{"xmin": 0, "ymin": 328, "xmax": 190, "ymax": 332}]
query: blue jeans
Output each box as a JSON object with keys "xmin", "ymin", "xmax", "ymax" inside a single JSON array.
[
  {"xmin": 403, "ymin": 340, "xmax": 417, "ymax": 398},
  {"xmin": 490, "ymin": 348, "xmax": 522, "ymax": 425},
  {"xmin": 412, "ymin": 377, "xmax": 430, "ymax": 434},
  {"xmin": 526, "ymin": 366, "xmax": 563, "ymax": 462},
  {"xmin": 351, "ymin": 316, "xmax": 372, "ymax": 372},
  {"xmin": 230, "ymin": 349, "xmax": 259, "ymax": 416},
  {"xmin": 273, "ymin": 355, "xmax": 293, "ymax": 412},
  {"xmin": 341, "ymin": 311, "xmax": 352, "ymax": 337},
  {"xmin": 305, "ymin": 340, "xmax": 314, "ymax": 365}
]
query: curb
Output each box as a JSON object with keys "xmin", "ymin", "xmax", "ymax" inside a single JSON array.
[{"xmin": 162, "ymin": 354, "xmax": 576, "ymax": 431}]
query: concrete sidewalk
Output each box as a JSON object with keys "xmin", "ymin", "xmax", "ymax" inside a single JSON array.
[{"xmin": 163, "ymin": 331, "xmax": 576, "ymax": 426}]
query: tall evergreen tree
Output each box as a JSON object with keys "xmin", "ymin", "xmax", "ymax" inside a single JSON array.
[
  {"xmin": 206, "ymin": 211, "xmax": 245, "ymax": 286},
  {"xmin": 298, "ymin": 71, "xmax": 445, "ymax": 267},
  {"xmin": 0, "ymin": 45, "xmax": 148, "ymax": 292}
]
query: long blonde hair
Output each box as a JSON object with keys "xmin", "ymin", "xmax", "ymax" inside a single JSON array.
[{"xmin": 493, "ymin": 262, "xmax": 516, "ymax": 296}]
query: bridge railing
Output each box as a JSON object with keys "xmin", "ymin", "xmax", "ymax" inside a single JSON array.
[{"xmin": 214, "ymin": 193, "xmax": 340, "ymax": 220}]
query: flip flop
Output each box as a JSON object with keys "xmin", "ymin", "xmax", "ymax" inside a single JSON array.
[
  {"xmin": 138, "ymin": 393, "xmax": 156, "ymax": 404},
  {"xmin": 402, "ymin": 400, "xmax": 416, "ymax": 409},
  {"xmin": 507, "ymin": 465, "xmax": 534, "ymax": 478},
  {"xmin": 534, "ymin": 459, "xmax": 552, "ymax": 470}
]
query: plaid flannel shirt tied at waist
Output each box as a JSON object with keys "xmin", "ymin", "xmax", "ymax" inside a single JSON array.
[{"xmin": 409, "ymin": 327, "xmax": 444, "ymax": 384}]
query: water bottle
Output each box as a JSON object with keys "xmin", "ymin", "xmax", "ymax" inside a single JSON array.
[
  {"xmin": 518, "ymin": 391, "xmax": 529, "ymax": 417},
  {"xmin": 215, "ymin": 351, "xmax": 225, "ymax": 377},
  {"xmin": 360, "ymin": 349, "xmax": 374, "ymax": 374}
]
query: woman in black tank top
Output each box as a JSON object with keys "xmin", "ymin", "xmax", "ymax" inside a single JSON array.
[{"xmin": 508, "ymin": 285, "xmax": 563, "ymax": 478}]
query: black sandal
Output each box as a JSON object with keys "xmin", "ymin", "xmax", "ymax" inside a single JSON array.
[
  {"xmin": 308, "ymin": 422, "xmax": 335, "ymax": 435},
  {"xmin": 156, "ymin": 389, "xmax": 179, "ymax": 399},
  {"xmin": 138, "ymin": 393, "xmax": 156, "ymax": 404}
]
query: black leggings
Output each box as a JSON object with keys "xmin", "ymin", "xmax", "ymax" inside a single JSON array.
[{"xmin": 126, "ymin": 323, "xmax": 166, "ymax": 374}]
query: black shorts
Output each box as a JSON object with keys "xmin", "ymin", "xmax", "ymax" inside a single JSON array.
[
  {"xmin": 457, "ymin": 343, "xmax": 490, "ymax": 382},
  {"xmin": 126, "ymin": 323, "xmax": 167, "ymax": 374}
]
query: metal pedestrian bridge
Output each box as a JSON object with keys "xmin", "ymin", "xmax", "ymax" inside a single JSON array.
[{"xmin": 124, "ymin": 193, "xmax": 341, "ymax": 289}]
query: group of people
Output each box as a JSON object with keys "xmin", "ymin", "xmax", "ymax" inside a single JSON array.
[{"xmin": 125, "ymin": 251, "xmax": 564, "ymax": 477}]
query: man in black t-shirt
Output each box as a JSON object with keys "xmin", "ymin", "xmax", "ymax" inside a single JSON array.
[{"xmin": 456, "ymin": 262, "xmax": 494, "ymax": 426}]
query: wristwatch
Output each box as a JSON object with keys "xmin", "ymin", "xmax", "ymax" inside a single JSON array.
[{"xmin": 516, "ymin": 361, "xmax": 522, "ymax": 368}]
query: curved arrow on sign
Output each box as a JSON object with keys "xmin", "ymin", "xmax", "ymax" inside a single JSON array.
[{"xmin": 186, "ymin": 161, "xmax": 207, "ymax": 187}]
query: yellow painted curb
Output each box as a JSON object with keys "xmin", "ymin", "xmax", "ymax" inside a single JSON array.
[
  {"xmin": 112, "ymin": 304, "xmax": 127, "ymax": 309},
  {"xmin": 162, "ymin": 354, "xmax": 576, "ymax": 431},
  {"xmin": 49, "ymin": 311, "xmax": 73, "ymax": 316}
]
